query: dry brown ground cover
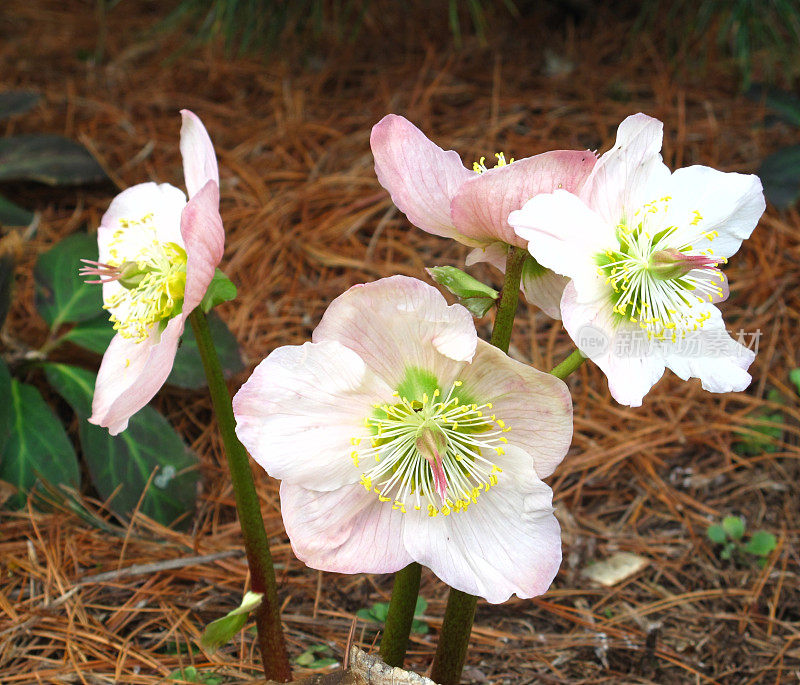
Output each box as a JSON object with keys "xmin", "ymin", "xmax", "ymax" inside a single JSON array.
[{"xmin": 1, "ymin": 1, "xmax": 799, "ymax": 683}]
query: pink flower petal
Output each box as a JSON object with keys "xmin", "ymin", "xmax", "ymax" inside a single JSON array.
[
  {"xmin": 451, "ymin": 150, "xmax": 596, "ymax": 247},
  {"xmin": 312, "ymin": 275, "xmax": 476, "ymax": 389},
  {"xmin": 402, "ymin": 448, "xmax": 562, "ymax": 603},
  {"xmin": 371, "ymin": 114, "xmax": 472, "ymax": 239},
  {"xmin": 280, "ymin": 482, "xmax": 413, "ymax": 574},
  {"xmin": 582, "ymin": 113, "xmax": 670, "ymax": 224},
  {"xmin": 180, "ymin": 110, "xmax": 220, "ymax": 199},
  {"xmin": 181, "ymin": 180, "xmax": 225, "ymax": 314},
  {"xmin": 89, "ymin": 317, "xmax": 185, "ymax": 435},
  {"xmin": 233, "ymin": 341, "xmax": 392, "ymax": 491},
  {"xmin": 457, "ymin": 340, "xmax": 573, "ymax": 479}
]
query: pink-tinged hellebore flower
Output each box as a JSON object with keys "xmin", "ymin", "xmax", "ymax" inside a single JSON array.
[
  {"xmin": 80, "ymin": 110, "xmax": 224, "ymax": 435},
  {"xmin": 509, "ymin": 113, "xmax": 766, "ymax": 406},
  {"xmin": 370, "ymin": 114, "xmax": 596, "ymax": 318},
  {"xmin": 232, "ymin": 276, "xmax": 573, "ymax": 603}
]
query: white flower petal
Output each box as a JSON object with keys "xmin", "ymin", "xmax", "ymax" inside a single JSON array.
[
  {"xmin": 510, "ymin": 189, "xmax": 614, "ymax": 300},
  {"xmin": 312, "ymin": 276, "xmax": 476, "ymax": 389},
  {"xmin": 280, "ymin": 482, "xmax": 412, "ymax": 574},
  {"xmin": 89, "ymin": 316, "xmax": 184, "ymax": 435},
  {"xmin": 457, "ymin": 341, "xmax": 572, "ymax": 479},
  {"xmin": 233, "ymin": 340, "xmax": 393, "ymax": 491},
  {"xmin": 402, "ymin": 448, "xmax": 561, "ymax": 603},
  {"xmin": 663, "ymin": 166, "xmax": 766, "ymax": 259},
  {"xmin": 98, "ymin": 182, "xmax": 186, "ymax": 262},
  {"xmin": 663, "ymin": 305, "xmax": 755, "ymax": 393},
  {"xmin": 583, "ymin": 113, "xmax": 671, "ymax": 223},
  {"xmin": 560, "ymin": 283, "xmax": 666, "ymax": 407}
]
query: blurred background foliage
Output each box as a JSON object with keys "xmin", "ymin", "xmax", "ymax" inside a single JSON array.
[{"xmin": 140, "ymin": 0, "xmax": 800, "ymax": 89}]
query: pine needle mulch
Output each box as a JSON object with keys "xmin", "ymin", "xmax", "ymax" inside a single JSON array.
[{"xmin": 1, "ymin": 1, "xmax": 798, "ymax": 683}]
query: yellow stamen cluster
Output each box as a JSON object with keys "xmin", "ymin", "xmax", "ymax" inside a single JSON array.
[
  {"xmin": 597, "ymin": 197, "xmax": 726, "ymax": 342},
  {"xmin": 351, "ymin": 380, "xmax": 510, "ymax": 517},
  {"xmin": 473, "ymin": 152, "xmax": 514, "ymax": 174},
  {"xmin": 104, "ymin": 213, "xmax": 188, "ymax": 342}
]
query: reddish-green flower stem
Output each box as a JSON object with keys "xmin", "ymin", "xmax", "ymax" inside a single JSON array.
[
  {"xmin": 430, "ymin": 245, "xmax": 526, "ymax": 685},
  {"xmin": 189, "ymin": 309, "xmax": 291, "ymax": 682}
]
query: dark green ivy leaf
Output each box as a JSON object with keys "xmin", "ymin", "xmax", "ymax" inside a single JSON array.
[
  {"xmin": 0, "ymin": 379, "xmax": 80, "ymax": 508},
  {"xmin": 34, "ymin": 232, "xmax": 102, "ymax": 330},
  {"xmin": 44, "ymin": 363, "xmax": 199, "ymax": 527},
  {"xmin": 0, "ymin": 134, "xmax": 108, "ymax": 186}
]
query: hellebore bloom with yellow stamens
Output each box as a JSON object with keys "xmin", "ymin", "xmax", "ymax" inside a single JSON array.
[
  {"xmin": 509, "ymin": 113, "xmax": 766, "ymax": 406},
  {"xmin": 232, "ymin": 276, "xmax": 573, "ymax": 603},
  {"xmin": 81, "ymin": 110, "xmax": 224, "ymax": 435},
  {"xmin": 370, "ymin": 114, "xmax": 596, "ymax": 318}
]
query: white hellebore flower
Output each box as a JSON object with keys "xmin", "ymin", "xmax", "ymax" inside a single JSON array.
[
  {"xmin": 509, "ymin": 113, "xmax": 765, "ymax": 406},
  {"xmin": 81, "ymin": 110, "xmax": 224, "ymax": 434},
  {"xmin": 232, "ymin": 276, "xmax": 573, "ymax": 603}
]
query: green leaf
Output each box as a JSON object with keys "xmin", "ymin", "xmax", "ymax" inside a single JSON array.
[
  {"xmin": 0, "ymin": 91, "xmax": 40, "ymax": 121},
  {"xmin": 707, "ymin": 524, "xmax": 727, "ymax": 544},
  {"xmin": 789, "ymin": 368, "xmax": 800, "ymax": 395},
  {"xmin": 720, "ymin": 543, "xmax": 735, "ymax": 560},
  {"xmin": 201, "ymin": 591, "xmax": 263, "ymax": 651},
  {"xmin": 294, "ymin": 644, "xmax": 337, "ymax": 669},
  {"xmin": 43, "ymin": 363, "xmax": 199, "ymax": 526},
  {"xmin": 427, "ymin": 266, "xmax": 499, "ymax": 301},
  {"xmin": 0, "ymin": 193, "xmax": 34, "ymax": 227},
  {"xmin": 200, "ymin": 269, "xmax": 237, "ymax": 313},
  {"xmin": 168, "ymin": 666, "xmax": 222, "ymax": 684},
  {"xmin": 411, "ymin": 618, "xmax": 429, "ymax": 635},
  {"xmin": 758, "ymin": 145, "xmax": 800, "ymax": 210},
  {"xmin": 746, "ymin": 84, "xmax": 800, "ymax": 127},
  {"xmin": 60, "ymin": 315, "xmax": 115, "ymax": 354},
  {"xmin": 722, "ymin": 516, "xmax": 746, "ymax": 540},
  {"xmin": 0, "ymin": 134, "xmax": 108, "ymax": 185},
  {"xmin": 744, "ymin": 530, "xmax": 777, "ymax": 557},
  {"xmin": 414, "ymin": 596, "xmax": 428, "ymax": 614},
  {"xmin": 0, "ymin": 360, "xmax": 12, "ymax": 453},
  {"xmin": 0, "ymin": 379, "xmax": 80, "ymax": 508},
  {"xmin": 34, "ymin": 232, "xmax": 102, "ymax": 330},
  {"xmin": 167, "ymin": 311, "xmax": 244, "ymax": 389},
  {"xmin": 459, "ymin": 296, "xmax": 497, "ymax": 318},
  {"xmin": 0, "ymin": 252, "xmax": 14, "ymax": 330}
]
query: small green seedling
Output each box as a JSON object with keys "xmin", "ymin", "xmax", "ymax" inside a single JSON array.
[
  {"xmin": 294, "ymin": 644, "xmax": 338, "ymax": 669},
  {"xmin": 707, "ymin": 516, "xmax": 777, "ymax": 567},
  {"xmin": 356, "ymin": 596, "xmax": 429, "ymax": 635},
  {"xmin": 733, "ymin": 389, "xmax": 784, "ymax": 456},
  {"xmin": 167, "ymin": 666, "xmax": 223, "ymax": 684},
  {"xmin": 789, "ymin": 368, "xmax": 800, "ymax": 395},
  {"xmin": 201, "ymin": 591, "xmax": 263, "ymax": 651}
]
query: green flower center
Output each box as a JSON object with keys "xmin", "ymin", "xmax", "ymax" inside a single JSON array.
[
  {"xmin": 595, "ymin": 196, "xmax": 726, "ymax": 342},
  {"xmin": 351, "ymin": 377, "xmax": 509, "ymax": 517}
]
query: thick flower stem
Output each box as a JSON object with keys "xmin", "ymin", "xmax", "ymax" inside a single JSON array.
[
  {"xmin": 489, "ymin": 246, "xmax": 527, "ymax": 353},
  {"xmin": 431, "ymin": 245, "xmax": 527, "ymax": 685},
  {"xmin": 550, "ymin": 349, "xmax": 587, "ymax": 380},
  {"xmin": 189, "ymin": 309, "xmax": 292, "ymax": 682},
  {"xmin": 379, "ymin": 562, "xmax": 422, "ymax": 667}
]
